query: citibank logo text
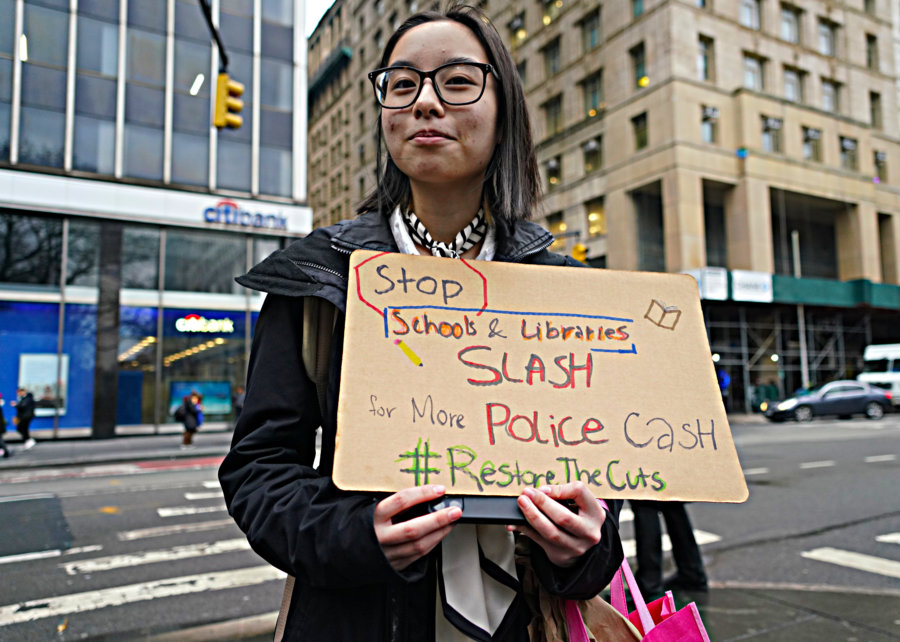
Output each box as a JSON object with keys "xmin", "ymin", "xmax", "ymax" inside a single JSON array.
[
  {"xmin": 175, "ymin": 314, "xmax": 235, "ymax": 333},
  {"xmin": 204, "ymin": 199, "xmax": 288, "ymax": 230}
]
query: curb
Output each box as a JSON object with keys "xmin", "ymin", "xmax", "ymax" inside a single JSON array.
[{"xmin": 139, "ymin": 611, "xmax": 278, "ymax": 641}]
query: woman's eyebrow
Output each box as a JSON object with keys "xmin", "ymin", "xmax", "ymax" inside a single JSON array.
[{"xmin": 386, "ymin": 56, "xmax": 481, "ymax": 69}]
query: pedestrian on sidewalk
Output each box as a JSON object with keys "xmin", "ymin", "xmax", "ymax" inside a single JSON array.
[
  {"xmin": 178, "ymin": 391, "xmax": 202, "ymax": 448},
  {"xmin": 11, "ymin": 387, "xmax": 36, "ymax": 450},
  {"xmin": 0, "ymin": 394, "xmax": 9, "ymax": 458},
  {"xmin": 630, "ymin": 499, "xmax": 709, "ymax": 598},
  {"xmin": 219, "ymin": 5, "xmax": 625, "ymax": 639}
]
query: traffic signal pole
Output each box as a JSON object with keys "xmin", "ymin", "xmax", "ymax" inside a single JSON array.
[{"xmin": 197, "ymin": 0, "xmax": 244, "ymax": 129}]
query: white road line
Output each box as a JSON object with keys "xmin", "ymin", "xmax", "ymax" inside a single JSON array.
[
  {"xmin": 876, "ymin": 533, "xmax": 900, "ymax": 545},
  {"xmin": 202, "ymin": 481, "xmax": 221, "ymax": 489},
  {"xmin": 0, "ymin": 565, "xmax": 284, "ymax": 626},
  {"xmin": 157, "ymin": 503, "xmax": 226, "ymax": 517},
  {"xmin": 743, "ymin": 467, "xmax": 770, "ymax": 476},
  {"xmin": 622, "ymin": 529, "xmax": 720, "ymax": 559},
  {"xmin": 184, "ymin": 491, "xmax": 223, "ymax": 500},
  {"xmin": 864, "ymin": 454, "xmax": 896, "ymax": 463},
  {"xmin": 801, "ymin": 547, "xmax": 900, "ymax": 580},
  {"xmin": 118, "ymin": 519, "xmax": 235, "ymax": 541},
  {"xmin": 799, "ymin": 460, "xmax": 835, "ymax": 469},
  {"xmin": 0, "ymin": 545, "xmax": 104, "ymax": 567},
  {"xmin": 60, "ymin": 538, "xmax": 251, "ymax": 575},
  {"xmin": 619, "ymin": 508, "xmax": 633, "ymax": 523}
]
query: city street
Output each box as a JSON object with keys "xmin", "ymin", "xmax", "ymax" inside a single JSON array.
[{"xmin": 0, "ymin": 415, "xmax": 897, "ymax": 640}]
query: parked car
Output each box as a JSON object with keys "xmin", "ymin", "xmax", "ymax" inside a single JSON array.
[{"xmin": 762, "ymin": 380, "xmax": 893, "ymax": 422}]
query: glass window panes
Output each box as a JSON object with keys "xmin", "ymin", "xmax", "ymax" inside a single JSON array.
[
  {"xmin": 259, "ymin": 146, "xmax": 292, "ymax": 196},
  {"xmin": 582, "ymin": 10, "xmax": 601, "ymax": 52},
  {"xmin": 840, "ymin": 137, "xmax": 858, "ymax": 170},
  {"xmin": 19, "ymin": 106, "xmax": 64, "ymax": 167},
  {"xmin": 761, "ymin": 117, "xmax": 782, "ymax": 153},
  {"xmin": 0, "ymin": 211, "xmax": 62, "ymax": 287},
  {"xmin": 783, "ymin": 68, "xmax": 801, "ymax": 102},
  {"xmin": 633, "ymin": 112, "xmax": 648, "ymax": 150},
  {"xmin": 261, "ymin": 21, "xmax": 293, "ymax": 61},
  {"xmin": 802, "ymin": 127, "xmax": 821, "ymax": 161},
  {"xmin": 77, "ymin": 15, "xmax": 119, "ymax": 75},
  {"xmin": 631, "ymin": 43, "xmax": 646, "ymax": 89},
  {"xmin": 866, "ymin": 34, "xmax": 878, "ymax": 70},
  {"xmin": 125, "ymin": 84, "xmax": 164, "ymax": 127},
  {"xmin": 743, "ymin": 55, "xmax": 762, "ymax": 90},
  {"xmin": 818, "ymin": 20, "xmax": 836, "ymax": 56},
  {"xmin": 216, "ymin": 139, "xmax": 251, "ymax": 192},
  {"xmin": 67, "ymin": 219, "xmax": 100, "ymax": 286},
  {"xmin": 0, "ymin": 60, "xmax": 10, "ymax": 161},
  {"xmin": 79, "ymin": 0, "xmax": 119, "ymax": 21},
  {"xmin": 543, "ymin": 38, "xmax": 560, "ymax": 78},
  {"xmin": 583, "ymin": 71, "xmax": 603, "ymax": 117},
  {"xmin": 698, "ymin": 37, "xmax": 713, "ymax": 81},
  {"xmin": 0, "ymin": 0, "xmax": 15, "ymax": 54},
  {"xmin": 262, "ymin": 0, "xmax": 294, "ymax": 25},
  {"xmin": 545, "ymin": 156, "xmax": 561, "ymax": 190},
  {"xmin": 260, "ymin": 108, "xmax": 291, "ymax": 147},
  {"xmin": 780, "ymin": 6, "xmax": 799, "ymax": 43},
  {"xmin": 543, "ymin": 95, "xmax": 562, "ymax": 137},
  {"xmin": 586, "ymin": 197, "xmax": 606, "ymax": 237},
  {"xmin": 73, "ymin": 115, "xmax": 115, "ymax": 173},
  {"xmin": 22, "ymin": 63, "xmax": 66, "ymax": 111},
  {"xmin": 23, "ymin": 4, "xmax": 69, "ymax": 67},
  {"xmin": 701, "ymin": 106, "xmax": 718, "ymax": 143},
  {"xmin": 122, "ymin": 226, "xmax": 160, "ymax": 289},
  {"xmin": 174, "ymin": 0, "xmax": 208, "ymax": 41},
  {"xmin": 545, "ymin": 212, "xmax": 565, "ymax": 251},
  {"xmin": 260, "ymin": 58, "xmax": 292, "ymax": 110},
  {"xmin": 75, "ymin": 74, "xmax": 117, "ymax": 118},
  {"xmin": 220, "ymin": 11, "xmax": 253, "ymax": 53},
  {"xmin": 822, "ymin": 79, "xmax": 839, "ymax": 112},
  {"xmin": 583, "ymin": 138, "xmax": 601, "ymax": 172},
  {"xmin": 870, "ymin": 91, "xmax": 882, "ymax": 129},
  {"xmin": 123, "ymin": 124, "xmax": 163, "ymax": 180},
  {"xmin": 740, "ymin": 0, "xmax": 761, "ymax": 29},
  {"xmin": 128, "ymin": 0, "xmax": 166, "ymax": 33},
  {"xmin": 164, "ymin": 229, "xmax": 246, "ymax": 294},
  {"xmin": 171, "ymin": 132, "xmax": 208, "ymax": 186},
  {"xmin": 127, "ymin": 29, "xmax": 166, "ymax": 86},
  {"xmin": 874, "ymin": 152, "xmax": 887, "ymax": 183}
]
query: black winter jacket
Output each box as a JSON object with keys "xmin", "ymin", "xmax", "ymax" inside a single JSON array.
[{"xmin": 219, "ymin": 211, "xmax": 624, "ymax": 641}]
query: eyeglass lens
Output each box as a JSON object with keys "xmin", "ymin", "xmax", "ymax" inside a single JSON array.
[{"xmin": 373, "ymin": 63, "xmax": 486, "ymax": 108}]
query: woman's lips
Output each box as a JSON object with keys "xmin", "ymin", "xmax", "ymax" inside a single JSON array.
[{"xmin": 411, "ymin": 130, "xmax": 452, "ymax": 142}]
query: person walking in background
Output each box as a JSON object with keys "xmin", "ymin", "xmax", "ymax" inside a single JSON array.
[
  {"xmin": 0, "ymin": 393, "xmax": 9, "ymax": 458},
  {"xmin": 178, "ymin": 391, "xmax": 202, "ymax": 448},
  {"xmin": 231, "ymin": 386, "xmax": 245, "ymax": 426},
  {"xmin": 717, "ymin": 367, "xmax": 731, "ymax": 412},
  {"xmin": 12, "ymin": 387, "xmax": 36, "ymax": 450},
  {"xmin": 630, "ymin": 499, "xmax": 709, "ymax": 598}
]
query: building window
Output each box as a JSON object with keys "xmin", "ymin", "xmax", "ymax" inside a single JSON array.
[
  {"xmin": 818, "ymin": 19, "xmax": 837, "ymax": 56},
  {"xmin": 542, "ymin": 94, "xmax": 563, "ymax": 137},
  {"xmin": 761, "ymin": 116, "xmax": 782, "ymax": 153},
  {"xmin": 542, "ymin": 0, "xmax": 563, "ymax": 25},
  {"xmin": 582, "ymin": 71, "xmax": 604, "ymax": 118},
  {"xmin": 822, "ymin": 79, "xmax": 840, "ymax": 113},
  {"xmin": 740, "ymin": 0, "xmax": 761, "ymax": 30},
  {"xmin": 633, "ymin": 0, "xmax": 644, "ymax": 18},
  {"xmin": 701, "ymin": 105, "xmax": 719, "ymax": 143},
  {"xmin": 870, "ymin": 91, "xmax": 882, "ymax": 129},
  {"xmin": 743, "ymin": 54, "xmax": 763, "ymax": 91},
  {"xmin": 543, "ymin": 38, "xmax": 561, "ymax": 78},
  {"xmin": 802, "ymin": 127, "xmax": 821, "ymax": 161},
  {"xmin": 516, "ymin": 60, "xmax": 526, "ymax": 85},
  {"xmin": 698, "ymin": 36, "xmax": 714, "ymax": 81},
  {"xmin": 697, "ymin": 0, "xmax": 708, "ymax": 7},
  {"xmin": 874, "ymin": 151, "xmax": 887, "ymax": 183},
  {"xmin": 583, "ymin": 137, "xmax": 602, "ymax": 172},
  {"xmin": 631, "ymin": 42, "xmax": 647, "ymax": 89},
  {"xmin": 508, "ymin": 12, "xmax": 526, "ymax": 46},
  {"xmin": 586, "ymin": 197, "xmax": 606, "ymax": 238},
  {"xmin": 545, "ymin": 211, "xmax": 566, "ymax": 251},
  {"xmin": 865, "ymin": 0, "xmax": 876, "ymax": 15},
  {"xmin": 545, "ymin": 157, "xmax": 562, "ymax": 190},
  {"xmin": 866, "ymin": 34, "xmax": 879, "ymax": 71},
  {"xmin": 783, "ymin": 67, "xmax": 803, "ymax": 102},
  {"xmin": 840, "ymin": 136, "xmax": 858, "ymax": 170},
  {"xmin": 780, "ymin": 5, "xmax": 800, "ymax": 43},
  {"xmin": 582, "ymin": 9, "xmax": 601, "ymax": 52},
  {"xmin": 632, "ymin": 112, "xmax": 648, "ymax": 150}
]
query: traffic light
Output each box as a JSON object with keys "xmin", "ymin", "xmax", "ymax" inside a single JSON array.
[
  {"xmin": 214, "ymin": 72, "xmax": 244, "ymax": 129},
  {"xmin": 572, "ymin": 243, "xmax": 588, "ymax": 264}
]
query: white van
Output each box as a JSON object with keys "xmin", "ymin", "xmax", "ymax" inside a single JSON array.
[{"xmin": 857, "ymin": 344, "xmax": 900, "ymax": 406}]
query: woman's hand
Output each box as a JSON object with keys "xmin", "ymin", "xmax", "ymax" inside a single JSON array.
[
  {"xmin": 508, "ymin": 482, "xmax": 606, "ymax": 568},
  {"xmin": 373, "ymin": 485, "xmax": 462, "ymax": 572}
]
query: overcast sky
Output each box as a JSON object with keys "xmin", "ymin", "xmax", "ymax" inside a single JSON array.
[{"xmin": 305, "ymin": 0, "xmax": 335, "ymax": 36}]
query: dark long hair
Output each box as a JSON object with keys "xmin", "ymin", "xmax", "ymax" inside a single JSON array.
[{"xmin": 356, "ymin": 3, "xmax": 541, "ymax": 223}]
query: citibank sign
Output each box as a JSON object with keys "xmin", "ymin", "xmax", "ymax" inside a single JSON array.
[
  {"xmin": 203, "ymin": 199, "xmax": 288, "ymax": 230},
  {"xmin": 175, "ymin": 314, "xmax": 235, "ymax": 333}
]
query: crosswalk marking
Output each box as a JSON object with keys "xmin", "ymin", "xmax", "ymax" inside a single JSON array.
[
  {"xmin": 801, "ymin": 547, "xmax": 900, "ymax": 580},
  {"xmin": 622, "ymin": 529, "xmax": 721, "ymax": 559},
  {"xmin": 118, "ymin": 519, "xmax": 235, "ymax": 541},
  {"xmin": 184, "ymin": 491, "xmax": 223, "ymax": 500},
  {"xmin": 864, "ymin": 454, "xmax": 896, "ymax": 463},
  {"xmin": 875, "ymin": 532, "xmax": 900, "ymax": 545},
  {"xmin": 202, "ymin": 481, "xmax": 221, "ymax": 489},
  {"xmin": 800, "ymin": 460, "xmax": 835, "ymax": 469},
  {"xmin": 742, "ymin": 467, "xmax": 769, "ymax": 476},
  {"xmin": 60, "ymin": 539, "xmax": 251, "ymax": 575},
  {"xmin": 157, "ymin": 503, "xmax": 226, "ymax": 517},
  {"xmin": 0, "ymin": 565, "xmax": 285, "ymax": 626},
  {"xmin": 0, "ymin": 545, "xmax": 104, "ymax": 567}
]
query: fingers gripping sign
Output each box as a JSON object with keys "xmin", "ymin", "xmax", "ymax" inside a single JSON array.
[
  {"xmin": 508, "ymin": 482, "xmax": 606, "ymax": 568},
  {"xmin": 374, "ymin": 485, "xmax": 463, "ymax": 572}
]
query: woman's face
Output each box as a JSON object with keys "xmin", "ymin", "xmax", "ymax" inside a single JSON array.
[{"xmin": 381, "ymin": 20, "xmax": 499, "ymax": 196}]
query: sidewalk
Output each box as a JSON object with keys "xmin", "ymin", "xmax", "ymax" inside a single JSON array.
[{"xmin": 3, "ymin": 414, "xmax": 897, "ymax": 641}]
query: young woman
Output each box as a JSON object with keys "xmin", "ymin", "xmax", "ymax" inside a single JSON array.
[{"xmin": 219, "ymin": 5, "xmax": 624, "ymax": 640}]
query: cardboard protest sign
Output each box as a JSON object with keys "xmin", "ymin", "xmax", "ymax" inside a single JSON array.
[{"xmin": 334, "ymin": 250, "xmax": 748, "ymax": 503}]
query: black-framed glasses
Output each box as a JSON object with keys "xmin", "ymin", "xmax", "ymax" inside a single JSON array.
[{"xmin": 368, "ymin": 61, "xmax": 495, "ymax": 109}]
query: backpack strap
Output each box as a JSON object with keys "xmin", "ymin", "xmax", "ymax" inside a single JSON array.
[{"xmin": 301, "ymin": 296, "xmax": 338, "ymax": 419}]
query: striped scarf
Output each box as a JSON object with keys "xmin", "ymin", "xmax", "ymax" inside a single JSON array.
[{"xmin": 404, "ymin": 209, "xmax": 486, "ymax": 259}]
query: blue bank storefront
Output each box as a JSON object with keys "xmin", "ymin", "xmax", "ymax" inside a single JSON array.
[{"xmin": 0, "ymin": 170, "xmax": 310, "ymax": 437}]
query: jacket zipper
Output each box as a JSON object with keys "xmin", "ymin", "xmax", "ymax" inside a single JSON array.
[{"xmin": 291, "ymin": 259, "xmax": 347, "ymax": 282}]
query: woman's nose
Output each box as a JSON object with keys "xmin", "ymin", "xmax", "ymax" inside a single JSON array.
[{"xmin": 414, "ymin": 78, "xmax": 445, "ymax": 117}]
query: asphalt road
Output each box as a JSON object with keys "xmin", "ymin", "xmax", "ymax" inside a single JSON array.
[{"xmin": 0, "ymin": 415, "xmax": 897, "ymax": 640}]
